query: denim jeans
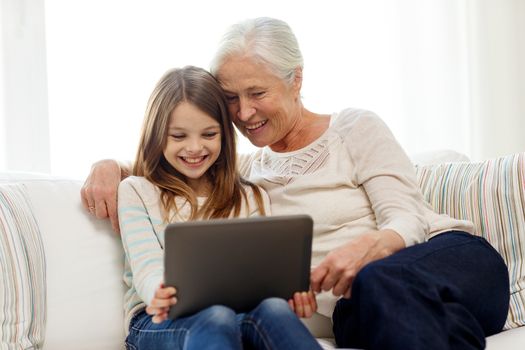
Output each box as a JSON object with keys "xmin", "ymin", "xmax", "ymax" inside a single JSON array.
[
  {"xmin": 126, "ymin": 297, "xmax": 321, "ymax": 350},
  {"xmin": 333, "ymin": 231, "xmax": 510, "ymax": 350}
]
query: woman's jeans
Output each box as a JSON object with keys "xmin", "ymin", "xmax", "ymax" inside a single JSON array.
[
  {"xmin": 333, "ymin": 231, "xmax": 510, "ymax": 350},
  {"xmin": 125, "ymin": 297, "xmax": 321, "ymax": 350}
]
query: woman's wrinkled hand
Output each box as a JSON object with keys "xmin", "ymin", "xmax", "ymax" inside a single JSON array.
[
  {"xmin": 310, "ymin": 230, "xmax": 405, "ymax": 298},
  {"xmin": 146, "ymin": 284, "xmax": 178, "ymax": 324},
  {"xmin": 80, "ymin": 159, "xmax": 122, "ymax": 233}
]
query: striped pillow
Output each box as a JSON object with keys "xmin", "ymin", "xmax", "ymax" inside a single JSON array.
[
  {"xmin": 0, "ymin": 184, "xmax": 46, "ymax": 348},
  {"xmin": 415, "ymin": 153, "xmax": 525, "ymax": 329}
]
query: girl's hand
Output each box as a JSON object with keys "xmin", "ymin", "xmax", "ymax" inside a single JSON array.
[
  {"xmin": 145, "ymin": 284, "xmax": 177, "ymax": 323},
  {"xmin": 288, "ymin": 290, "xmax": 317, "ymax": 318}
]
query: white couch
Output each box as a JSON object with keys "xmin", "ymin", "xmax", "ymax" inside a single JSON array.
[{"xmin": 1, "ymin": 152, "xmax": 525, "ymax": 349}]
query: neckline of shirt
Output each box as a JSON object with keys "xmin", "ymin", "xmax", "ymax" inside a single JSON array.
[{"xmin": 262, "ymin": 112, "xmax": 338, "ymax": 158}]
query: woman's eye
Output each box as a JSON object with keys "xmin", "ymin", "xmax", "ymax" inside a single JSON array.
[
  {"xmin": 170, "ymin": 134, "xmax": 185, "ymax": 139},
  {"xmin": 203, "ymin": 132, "xmax": 219, "ymax": 138},
  {"xmin": 225, "ymin": 95, "xmax": 238, "ymax": 103}
]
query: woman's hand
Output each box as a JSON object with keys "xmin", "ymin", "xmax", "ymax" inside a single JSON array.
[
  {"xmin": 288, "ymin": 290, "xmax": 317, "ymax": 318},
  {"xmin": 310, "ymin": 229, "xmax": 405, "ymax": 298},
  {"xmin": 146, "ymin": 284, "xmax": 178, "ymax": 323},
  {"xmin": 80, "ymin": 159, "xmax": 126, "ymax": 233}
]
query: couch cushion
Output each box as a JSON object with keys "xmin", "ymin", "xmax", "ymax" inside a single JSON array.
[
  {"xmin": 0, "ymin": 184, "xmax": 46, "ymax": 349},
  {"xmin": 415, "ymin": 152, "xmax": 525, "ymax": 329},
  {"xmin": 486, "ymin": 326, "xmax": 525, "ymax": 349},
  {"xmin": 0, "ymin": 174, "xmax": 126, "ymax": 349},
  {"xmin": 410, "ymin": 149, "xmax": 470, "ymax": 165},
  {"xmin": 22, "ymin": 179, "xmax": 126, "ymax": 349}
]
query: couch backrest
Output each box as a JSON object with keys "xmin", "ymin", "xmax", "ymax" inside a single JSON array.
[
  {"xmin": 1, "ymin": 175, "xmax": 125, "ymax": 350},
  {"xmin": 415, "ymin": 153, "xmax": 525, "ymax": 330}
]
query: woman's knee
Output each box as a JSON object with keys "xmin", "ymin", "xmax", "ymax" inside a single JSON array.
[{"xmin": 352, "ymin": 260, "xmax": 404, "ymax": 298}]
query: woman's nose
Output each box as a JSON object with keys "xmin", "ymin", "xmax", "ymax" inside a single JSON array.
[{"xmin": 237, "ymin": 97, "xmax": 255, "ymax": 121}]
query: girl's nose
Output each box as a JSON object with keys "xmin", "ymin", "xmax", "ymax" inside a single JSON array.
[{"xmin": 185, "ymin": 138, "xmax": 203, "ymax": 153}]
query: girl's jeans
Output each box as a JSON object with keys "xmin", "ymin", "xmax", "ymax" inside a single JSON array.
[{"xmin": 126, "ymin": 297, "xmax": 322, "ymax": 350}]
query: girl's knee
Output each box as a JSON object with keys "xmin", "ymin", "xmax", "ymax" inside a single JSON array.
[
  {"xmin": 256, "ymin": 297, "xmax": 292, "ymax": 316},
  {"xmin": 184, "ymin": 305, "xmax": 242, "ymax": 349},
  {"xmin": 199, "ymin": 305, "xmax": 237, "ymax": 328}
]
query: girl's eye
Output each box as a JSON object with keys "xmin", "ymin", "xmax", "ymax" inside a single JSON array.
[
  {"xmin": 203, "ymin": 132, "xmax": 219, "ymax": 138},
  {"xmin": 170, "ymin": 134, "xmax": 185, "ymax": 140}
]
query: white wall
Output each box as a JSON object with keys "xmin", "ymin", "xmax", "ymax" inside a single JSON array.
[
  {"xmin": 467, "ymin": 0, "xmax": 525, "ymax": 161},
  {"xmin": 1, "ymin": 0, "xmax": 524, "ymax": 176},
  {"xmin": 0, "ymin": 0, "xmax": 50, "ymax": 172},
  {"xmin": 42, "ymin": 0, "xmax": 485, "ymax": 179},
  {"xmin": 0, "ymin": 0, "xmax": 5, "ymax": 170},
  {"xmin": 394, "ymin": 0, "xmax": 472, "ymax": 157}
]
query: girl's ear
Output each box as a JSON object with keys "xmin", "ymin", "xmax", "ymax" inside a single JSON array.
[{"xmin": 293, "ymin": 67, "xmax": 303, "ymax": 98}]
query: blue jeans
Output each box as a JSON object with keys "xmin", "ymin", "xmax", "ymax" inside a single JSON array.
[
  {"xmin": 126, "ymin": 297, "xmax": 321, "ymax": 350},
  {"xmin": 333, "ymin": 231, "xmax": 510, "ymax": 350}
]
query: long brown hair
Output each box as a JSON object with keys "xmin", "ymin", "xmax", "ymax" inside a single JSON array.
[{"xmin": 133, "ymin": 66, "xmax": 266, "ymax": 221}]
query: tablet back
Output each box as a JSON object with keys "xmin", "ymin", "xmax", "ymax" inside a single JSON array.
[{"xmin": 164, "ymin": 214, "xmax": 313, "ymax": 319}]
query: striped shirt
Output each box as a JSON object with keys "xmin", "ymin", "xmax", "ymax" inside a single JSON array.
[{"xmin": 117, "ymin": 176, "xmax": 270, "ymax": 333}]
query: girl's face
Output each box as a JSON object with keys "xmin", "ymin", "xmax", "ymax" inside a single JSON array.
[
  {"xmin": 163, "ymin": 102, "xmax": 222, "ymax": 194},
  {"xmin": 216, "ymin": 55, "xmax": 302, "ymax": 151}
]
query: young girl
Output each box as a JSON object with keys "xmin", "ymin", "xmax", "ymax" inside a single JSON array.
[{"xmin": 118, "ymin": 66, "xmax": 321, "ymax": 350}]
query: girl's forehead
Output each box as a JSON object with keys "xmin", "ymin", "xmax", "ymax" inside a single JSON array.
[{"xmin": 169, "ymin": 102, "xmax": 219, "ymax": 126}]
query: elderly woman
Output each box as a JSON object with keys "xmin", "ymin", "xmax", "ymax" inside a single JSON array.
[{"xmin": 83, "ymin": 17, "xmax": 509, "ymax": 350}]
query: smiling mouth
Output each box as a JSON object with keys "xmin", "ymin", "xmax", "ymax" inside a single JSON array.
[
  {"xmin": 244, "ymin": 120, "xmax": 267, "ymax": 133},
  {"xmin": 180, "ymin": 156, "xmax": 207, "ymax": 164}
]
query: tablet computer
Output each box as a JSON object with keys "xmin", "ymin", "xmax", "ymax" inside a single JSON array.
[{"xmin": 164, "ymin": 214, "xmax": 313, "ymax": 319}]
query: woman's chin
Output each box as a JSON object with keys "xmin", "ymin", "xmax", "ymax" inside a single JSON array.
[{"xmin": 246, "ymin": 136, "xmax": 269, "ymax": 148}]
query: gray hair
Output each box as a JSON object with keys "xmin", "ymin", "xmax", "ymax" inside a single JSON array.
[{"xmin": 209, "ymin": 17, "xmax": 304, "ymax": 86}]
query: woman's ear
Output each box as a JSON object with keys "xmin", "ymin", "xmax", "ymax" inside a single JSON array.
[{"xmin": 293, "ymin": 67, "xmax": 303, "ymax": 97}]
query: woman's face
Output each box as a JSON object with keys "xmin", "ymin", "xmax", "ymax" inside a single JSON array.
[{"xmin": 216, "ymin": 55, "xmax": 302, "ymax": 150}]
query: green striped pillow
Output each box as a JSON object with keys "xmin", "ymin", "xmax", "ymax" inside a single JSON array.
[
  {"xmin": 415, "ymin": 152, "xmax": 525, "ymax": 329},
  {"xmin": 0, "ymin": 184, "xmax": 46, "ymax": 349}
]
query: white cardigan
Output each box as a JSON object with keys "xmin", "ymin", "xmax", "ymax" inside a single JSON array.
[{"xmin": 239, "ymin": 108, "xmax": 474, "ymax": 317}]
